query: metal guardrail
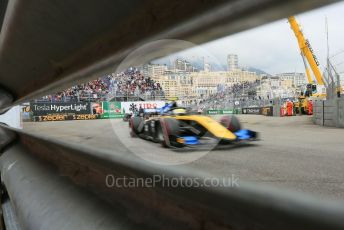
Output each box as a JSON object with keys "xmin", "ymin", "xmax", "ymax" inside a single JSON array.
[
  {"xmin": 1, "ymin": 127, "xmax": 344, "ymax": 230},
  {"xmin": 0, "ymin": 0, "xmax": 342, "ymax": 229}
]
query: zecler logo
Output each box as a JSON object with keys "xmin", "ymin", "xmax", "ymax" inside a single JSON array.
[{"xmin": 33, "ymin": 104, "xmax": 88, "ymax": 112}]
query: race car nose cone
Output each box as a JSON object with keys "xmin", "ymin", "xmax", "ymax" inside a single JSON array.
[{"xmin": 179, "ymin": 136, "xmax": 199, "ymax": 145}]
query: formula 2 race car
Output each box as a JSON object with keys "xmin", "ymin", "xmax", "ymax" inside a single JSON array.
[{"xmin": 129, "ymin": 108, "xmax": 258, "ymax": 149}]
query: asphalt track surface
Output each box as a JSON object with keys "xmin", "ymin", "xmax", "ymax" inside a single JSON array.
[{"xmin": 24, "ymin": 115, "xmax": 344, "ymax": 200}]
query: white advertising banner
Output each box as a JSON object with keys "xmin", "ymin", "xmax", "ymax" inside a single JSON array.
[{"xmin": 121, "ymin": 101, "xmax": 165, "ymax": 114}]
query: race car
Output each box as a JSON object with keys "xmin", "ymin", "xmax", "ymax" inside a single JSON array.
[{"xmin": 129, "ymin": 107, "xmax": 258, "ymax": 149}]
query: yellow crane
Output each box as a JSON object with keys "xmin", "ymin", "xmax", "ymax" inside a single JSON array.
[
  {"xmin": 288, "ymin": 16, "xmax": 326, "ymax": 98},
  {"xmin": 288, "ymin": 16, "xmax": 328, "ymax": 114}
]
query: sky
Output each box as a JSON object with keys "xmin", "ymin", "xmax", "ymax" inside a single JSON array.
[{"xmin": 161, "ymin": 1, "xmax": 344, "ymax": 75}]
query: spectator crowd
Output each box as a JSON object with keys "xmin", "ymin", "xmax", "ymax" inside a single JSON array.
[
  {"xmin": 112, "ymin": 68, "xmax": 163, "ymax": 98},
  {"xmin": 198, "ymin": 80, "xmax": 270, "ymax": 110},
  {"xmin": 39, "ymin": 68, "xmax": 164, "ymax": 102}
]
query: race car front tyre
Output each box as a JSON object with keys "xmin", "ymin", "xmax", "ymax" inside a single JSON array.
[
  {"xmin": 154, "ymin": 123, "xmax": 165, "ymax": 143},
  {"xmin": 130, "ymin": 117, "xmax": 143, "ymax": 137},
  {"xmin": 219, "ymin": 115, "xmax": 241, "ymax": 133},
  {"xmin": 159, "ymin": 118, "xmax": 181, "ymax": 148}
]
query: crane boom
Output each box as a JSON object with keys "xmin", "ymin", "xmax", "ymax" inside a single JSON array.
[
  {"xmin": 300, "ymin": 52, "xmax": 313, "ymax": 84},
  {"xmin": 288, "ymin": 16, "xmax": 324, "ymax": 85}
]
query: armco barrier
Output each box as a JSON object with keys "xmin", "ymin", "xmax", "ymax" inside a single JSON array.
[
  {"xmin": 32, "ymin": 113, "xmax": 125, "ymax": 122},
  {"xmin": 33, "ymin": 114, "xmax": 100, "ymax": 122}
]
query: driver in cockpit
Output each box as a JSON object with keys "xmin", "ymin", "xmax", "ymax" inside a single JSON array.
[{"xmin": 161, "ymin": 101, "xmax": 178, "ymax": 114}]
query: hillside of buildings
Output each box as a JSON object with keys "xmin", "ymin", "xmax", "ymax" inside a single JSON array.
[{"xmin": 144, "ymin": 54, "xmax": 307, "ymax": 102}]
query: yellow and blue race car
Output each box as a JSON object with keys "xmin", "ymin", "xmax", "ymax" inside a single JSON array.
[{"xmin": 129, "ymin": 107, "xmax": 258, "ymax": 149}]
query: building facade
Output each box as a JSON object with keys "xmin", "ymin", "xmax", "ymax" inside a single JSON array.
[
  {"xmin": 227, "ymin": 54, "xmax": 238, "ymax": 71},
  {"xmin": 142, "ymin": 64, "xmax": 167, "ymax": 77},
  {"xmin": 174, "ymin": 59, "xmax": 195, "ymax": 72},
  {"xmin": 276, "ymin": 72, "xmax": 307, "ymax": 87},
  {"xmin": 153, "ymin": 72, "xmax": 195, "ymax": 99}
]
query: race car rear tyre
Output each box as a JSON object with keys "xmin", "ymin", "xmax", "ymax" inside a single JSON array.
[
  {"xmin": 130, "ymin": 117, "xmax": 143, "ymax": 137},
  {"xmin": 219, "ymin": 115, "xmax": 241, "ymax": 133}
]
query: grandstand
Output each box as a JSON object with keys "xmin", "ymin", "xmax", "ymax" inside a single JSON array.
[
  {"xmin": 198, "ymin": 80, "xmax": 272, "ymax": 110},
  {"xmin": 35, "ymin": 68, "xmax": 165, "ymax": 103},
  {"xmin": 37, "ymin": 68, "xmax": 276, "ymax": 110}
]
